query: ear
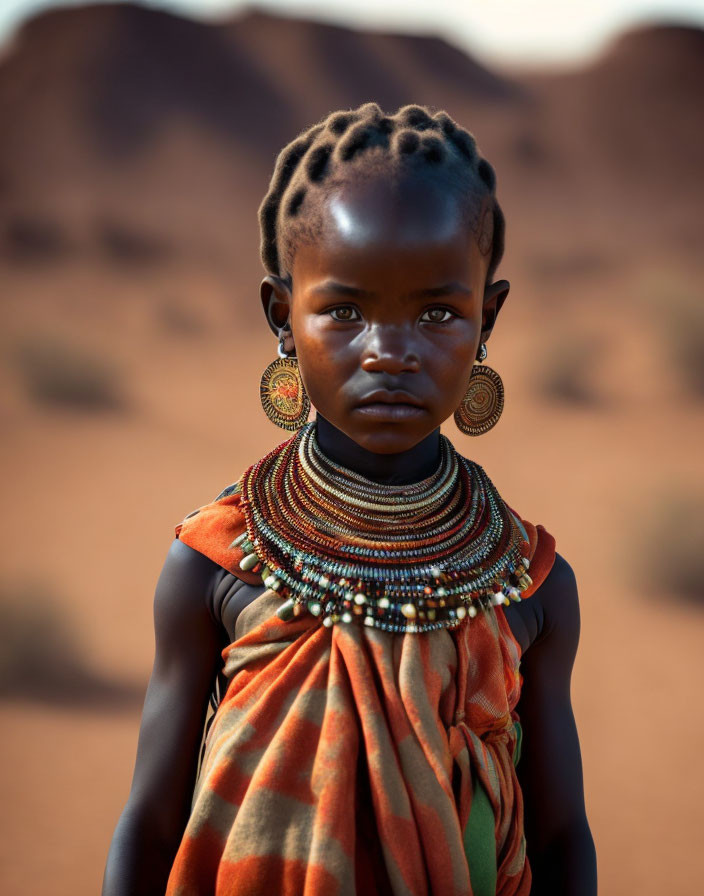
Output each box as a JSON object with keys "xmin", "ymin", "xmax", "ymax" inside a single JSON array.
[
  {"xmin": 480, "ymin": 278, "xmax": 510, "ymax": 344},
  {"xmin": 260, "ymin": 275, "xmax": 295, "ymax": 350}
]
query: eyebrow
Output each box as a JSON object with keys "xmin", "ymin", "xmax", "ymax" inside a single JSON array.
[{"xmin": 311, "ymin": 280, "xmax": 472, "ymax": 299}]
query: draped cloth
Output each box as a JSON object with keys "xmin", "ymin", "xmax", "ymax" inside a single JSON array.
[{"xmin": 165, "ymin": 486, "xmax": 556, "ymax": 896}]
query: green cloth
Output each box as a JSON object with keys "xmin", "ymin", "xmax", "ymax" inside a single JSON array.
[{"xmin": 463, "ymin": 720, "xmax": 522, "ymax": 895}]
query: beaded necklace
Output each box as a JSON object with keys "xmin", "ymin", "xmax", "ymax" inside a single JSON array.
[{"xmin": 232, "ymin": 420, "xmax": 533, "ymax": 633}]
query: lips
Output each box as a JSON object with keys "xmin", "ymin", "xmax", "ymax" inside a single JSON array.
[{"xmin": 355, "ymin": 390, "xmax": 425, "ymax": 409}]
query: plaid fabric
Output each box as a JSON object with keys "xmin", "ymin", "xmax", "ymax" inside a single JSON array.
[{"xmin": 167, "ymin": 486, "xmax": 556, "ymax": 895}]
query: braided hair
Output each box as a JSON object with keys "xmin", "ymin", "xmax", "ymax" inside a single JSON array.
[{"xmin": 258, "ymin": 102, "xmax": 505, "ymax": 288}]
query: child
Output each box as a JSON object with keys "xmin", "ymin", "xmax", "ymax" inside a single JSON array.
[{"xmin": 102, "ymin": 102, "xmax": 597, "ymax": 895}]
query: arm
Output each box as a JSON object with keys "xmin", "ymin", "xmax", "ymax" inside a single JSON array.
[
  {"xmin": 514, "ymin": 552, "xmax": 598, "ymax": 896},
  {"xmin": 102, "ymin": 538, "xmax": 224, "ymax": 896}
]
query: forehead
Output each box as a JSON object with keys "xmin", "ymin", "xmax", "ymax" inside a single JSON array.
[{"xmin": 292, "ymin": 170, "xmax": 487, "ymax": 285}]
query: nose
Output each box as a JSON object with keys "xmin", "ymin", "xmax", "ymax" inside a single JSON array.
[{"xmin": 360, "ymin": 324, "xmax": 420, "ymax": 374}]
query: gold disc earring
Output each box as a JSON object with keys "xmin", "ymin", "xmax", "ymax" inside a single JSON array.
[
  {"xmin": 259, "ymin": 333, "xmax": 311, "ymax": 431},
  {"xmin": 454, "ymin": 342, "xmax": 504, "ymax": 436}
]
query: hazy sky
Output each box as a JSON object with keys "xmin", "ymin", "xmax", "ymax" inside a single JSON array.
[{"xmin": 1, "ymin": 0, "xmax": 703, "ymax": 67}]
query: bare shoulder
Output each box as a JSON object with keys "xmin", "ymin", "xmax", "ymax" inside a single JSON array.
[
  {"xmin": 501, "ymin": 550, "xmax": 579, "ymax": 655},
  {"xmin": 160, "ymin": 536, "xmax": 222, "ymax": 586},
  {"xmin": 522, "ymin": 550, "xmax": 581, "ymax": 675},
  {"xmin": 535, "ymin": 550, "xmax": 579, "ymax": 622},
  {"xmin": 154, "ymin": 538, "xmax": 225, "ymax": 635}
]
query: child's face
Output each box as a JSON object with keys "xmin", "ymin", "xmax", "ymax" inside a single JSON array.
[{"xmin": 264, "ymin": 171, "xmax": 509, "ymax": 455}]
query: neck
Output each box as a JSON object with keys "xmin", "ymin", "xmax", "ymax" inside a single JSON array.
[{"xmin": 313, "ymin": 413, "xmax": 442, "ymax": 485}]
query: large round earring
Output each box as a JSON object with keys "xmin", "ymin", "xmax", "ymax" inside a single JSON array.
[
  {"xmin": 259, "ymin": 333, "xmax": 311, "ymax": 431},
  {"xmin": 454, "ymin": 342, "xmax": 504, "ymax": 436}
]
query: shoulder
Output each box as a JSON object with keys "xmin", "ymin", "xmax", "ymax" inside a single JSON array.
[
  {"xmin": 535, "ymin": 551, "xmax": 580, "ymax": 630},
  {"xmin": 163, "ymin": 535, "xmax": 224, "ymax": 583},
  {"xmin": 153, "ymin": 538, "xmax": 227, "ymax": 635},
  {"xmin": 522, "ymin": 551, "xmax": 581, "ymax": 678},
  {"xmin": 537, "ymin": 551, "xmax": 578, "ymax": 608}
]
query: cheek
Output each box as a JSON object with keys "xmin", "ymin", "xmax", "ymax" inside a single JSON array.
[
  {"xmin": 422, "ymin": 326, "xmax": 479, "ymax": 385},
  {"xmin": 431, "ymin": 356, "xmax": 475, "ymax": 409},
  {"xmin": 292, "ymin": 315, "xmax": 354, "ymax": 385},
  {"xmin": 293, "ymin": 312, "xmax": 330, "ymax": 349}
]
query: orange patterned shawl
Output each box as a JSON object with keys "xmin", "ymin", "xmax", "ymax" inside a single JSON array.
[{"xmin": 166, "ymin": 484, "xmax": 556, "ymax": 896}]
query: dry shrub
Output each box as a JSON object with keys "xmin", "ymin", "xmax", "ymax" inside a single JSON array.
[
  {"xmin": 0, "ymin": 578, "xmax": 143, "ymax": 708},
  {"xmin": 529, "ymin": 249, "xmax": 614, "ymax": 284},
  {"xmin": 94, "ymin": 215, "xmax": 171, "ymax": 265},
  {"xmin": 636, "ymin": 489, "xmax": 704, "ymax": 604},
  {"xmin": 2, "ymin": 212, "xmax": 73, "ymax": 262},
  {"xmin": 11, "ymin": 333, "xmax": 128, "ymax": 411},
  {"xmin": 660, "ymin": 284, "xmax": 704, "ymax": 398},
  {"xmin": 534, "ymin": 329, "xmax": 605, "ymax": 405},
  {"xmin": 641, "ymin": 271, "xmax": 704, "ymax": 398},
  {"xmin": 156, "ymin": 295, "xmax": 209, "ymax": 336}
]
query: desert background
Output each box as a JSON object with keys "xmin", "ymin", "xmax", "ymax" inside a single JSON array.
[{"xmin": 1, "ymin": 2, "xmax": 703, "ymax": 894}]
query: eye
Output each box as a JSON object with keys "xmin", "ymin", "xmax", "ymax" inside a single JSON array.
[
  {"xmin": 421, "ymin": 307, "xmax": 457, "ymax": 324},
  {"xmin": 328, "ymin": 305, "xmax": 361, "ymax": 322}
]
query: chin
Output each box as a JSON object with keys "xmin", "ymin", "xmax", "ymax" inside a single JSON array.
[{"xmin": 345, "ymin": 424, "xmax": 432, "ymax": 455}]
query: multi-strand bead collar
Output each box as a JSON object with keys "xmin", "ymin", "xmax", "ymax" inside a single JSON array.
[{"xmin": 231, "ymin": 421, "xmax": 533, "ymax": 634}]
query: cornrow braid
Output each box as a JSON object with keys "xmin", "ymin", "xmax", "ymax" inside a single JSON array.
[{"xmin": 258, "ymin": 102, "xmax": 505, "ymax": 285}]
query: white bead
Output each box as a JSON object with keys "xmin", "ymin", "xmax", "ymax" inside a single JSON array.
[
  {"xmin": 342, "ymin": 612, "xmax": 353, "ymax": 623},
  {"xmin": 456, "ymin": 605, "xmax": 467, "ymax": 619},
  {"xmin": 239, "ymin": 552, "xmax": 259, "ymax": 571},
  {"xmin": 319, "ymin": 575, "xmax": 330, "ymax": 589},
  {"xmin": 309, "ymin": 602, "xmax": 321, "ymax": 616},
  {"xmin": 469, "ymin": 605, "xmax": 478, "ymax": 617},
  {"xmin": 379, "ymin": 597, "xmax": 390, "ymax": 609},
  {"xmin": 322, "ymin": 616, "xmax": 333, "ymax": 627},
  {"xmin": 354, "ymin": 593, "xmax": 366, "ymax": 605},
  {"xmin": 430, "ymin": 566, "xmax": 442, "ymax": 578},
  {"xmin": 363, "ymin": 617, "xmax": 375, "ymax": 627}
]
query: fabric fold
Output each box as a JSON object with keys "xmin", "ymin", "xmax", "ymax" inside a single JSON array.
[{"xmin": 166, "ymin": 483, "xmax": 557, "ymax": 896}]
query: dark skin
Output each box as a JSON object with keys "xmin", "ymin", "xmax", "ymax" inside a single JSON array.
[{"xmin": 102, "ymin": 170, "xmax": 597, "ymax": 895}]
